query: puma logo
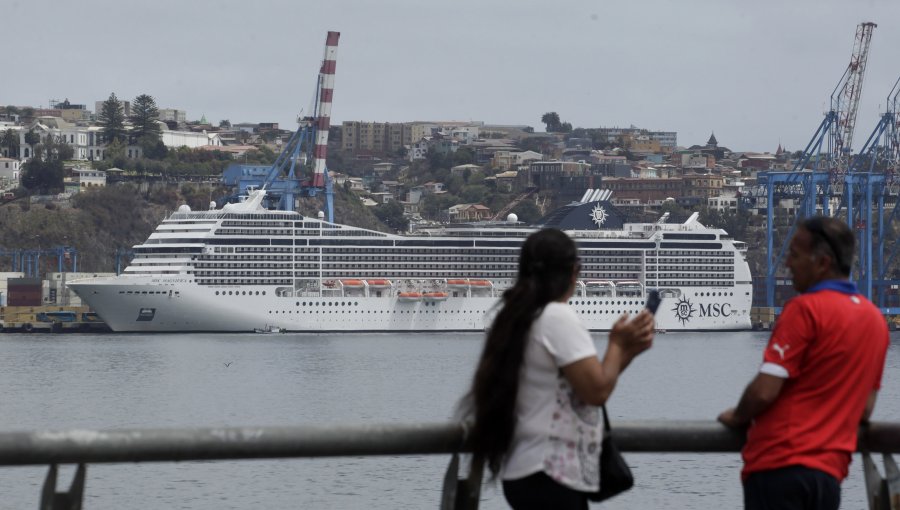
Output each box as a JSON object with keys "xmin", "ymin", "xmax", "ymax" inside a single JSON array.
[{"xmin": 772, "ymin": 343, "xmax": 789, "ymax": 360}]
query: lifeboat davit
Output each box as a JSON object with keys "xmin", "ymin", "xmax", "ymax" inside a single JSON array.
[
  {"xmin": 366, "ymin": 279, "xmax": 392, "ymax": 289},
  {"xmin": 423, "ymin": 291, "xmax": 449, "ymax": 302},
  {"xmin": 340, "ymin": 279, "xmax": 365, "ymax": 288},
  {"xmin": 398, "ymin": 292, "xmax": 423, "ymax": 302}
]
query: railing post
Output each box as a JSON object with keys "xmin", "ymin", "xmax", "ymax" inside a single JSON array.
[
  {"xmin": 885, "ymin": 454, "xmax": 900, "ymax": 510},
  {"xmin": 440, "ymin": 453, "xmax": 483, "ymax": 510},
  {"xmin": 40, "ymin": 463, "xmax": 86, "ymax": 510},
  {"xmin": 440, "ymin": 452, "xmax": 461, "ymax": 510}
]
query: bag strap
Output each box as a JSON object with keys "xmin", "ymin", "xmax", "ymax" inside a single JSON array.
[{"xmin": 601, "ymin": 404, "xmax": 611, "ymax": 432}]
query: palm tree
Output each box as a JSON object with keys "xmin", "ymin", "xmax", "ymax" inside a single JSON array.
[{"xmin": 0, "ymin": 129, "xmax": 19, "ymax": 158}]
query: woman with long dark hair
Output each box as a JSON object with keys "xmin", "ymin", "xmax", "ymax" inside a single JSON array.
[{"xmin": 462, "ymin": 228, "xmax": 654, "ymax": 509}]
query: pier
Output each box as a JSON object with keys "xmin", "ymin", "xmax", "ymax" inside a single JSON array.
[{"xmin": 2, "ymin": 421, "xmax": 898, "ymax": 509}]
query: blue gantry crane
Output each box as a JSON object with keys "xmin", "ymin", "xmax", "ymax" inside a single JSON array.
[
  {"xmin": 753, "ymin": 22, "xmax": 900, "ymax": 313},
  {"xmin": 0, "ymin": 246, "xmax": 78, "ymax": 278},
  {"xmin": 222, "ymin": 31, "xmax": 341, "ymax": 222}
]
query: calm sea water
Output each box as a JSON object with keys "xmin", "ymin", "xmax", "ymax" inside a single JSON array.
[{"xmin": 0, "ymin": 331, "xmax": 897, "ymax": 509}]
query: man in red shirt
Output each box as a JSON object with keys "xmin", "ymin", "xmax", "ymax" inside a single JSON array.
[{"xmin": 719, "ymin": 216, "xmax": 889, "ymax": 510}]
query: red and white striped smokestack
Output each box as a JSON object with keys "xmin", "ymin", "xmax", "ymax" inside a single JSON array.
[{"xmin": 312, "ymin": 31, "xmax": 339, "ymax": 187}]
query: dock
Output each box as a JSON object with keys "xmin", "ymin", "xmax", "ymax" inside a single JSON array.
[{"xmin": 0, "ymin": 305, "xmax": 110, "ymax": 333}]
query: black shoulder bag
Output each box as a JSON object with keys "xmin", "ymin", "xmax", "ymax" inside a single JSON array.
[{"xmin": 588, "ymin": 405, "xmax": 634, "ymax": 502}]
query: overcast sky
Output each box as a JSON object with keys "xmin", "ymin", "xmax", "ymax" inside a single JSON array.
[{"xmin": 4, "ymin": 0, "xmax": 900, "ymax": 152}]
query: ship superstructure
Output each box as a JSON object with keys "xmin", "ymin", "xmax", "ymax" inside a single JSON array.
[{"xmin": 68, "ymin": 190, "xmax": 752, "ymax": 332}]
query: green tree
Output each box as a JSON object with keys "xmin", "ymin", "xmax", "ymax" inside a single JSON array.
[
  {"xmin": 20, "ymin": 159, "xmax": 64, "ymax": 193},
  {"xmin": 138, "ymin": 134, "xmax": 167, "ymax": 160},
  {"xmin": 104, "ymin": 139, "xmax": 126, "ymax": 162},
  {"xmin": 23, "ymin": 130, "xmax": 41, "ymax": 146},
  {"xmin": 372, "ymin": 200, "xmax": 408, "ymax": 232},
  {"xmin": 129, "ymin": 94, "xmax": 160, "ymax": 143},
  {"xmin": 511, "ymin": 200, "xmax": 542, "ymax": 223},
  {"xmin": 21, "ymin": 107, "xmax": 35, "ymax": 120},
  {"xmin": 20, "ymin": 138, "xmax": 69, "ymax": 194},
  {"xmin": 445, "ymin": 174, "xmax": 465, "ymax": 195},
  {"xmin": 1, "ymin": 129, "xmax": 19, "ymax": 158},
  {"xmin": 461, "ymin": 184, "xmax": 488, "ymax": 204},
  {"xmin": 36, "ymin": 138, "xmax": 74, "ymax": 161},
  {"xmin": 541, "ymin": 112, "xmax": 561, "ymax": 132},
  {"xmin": 98, "ymin": 93, "xmax": 127, "ymax": 144},
  {"xmin": 219, "ymin": 119, "xmax": 231, "ymax": 129},
  {"xmin": 426, "ymin": 148, "xmax": 450, "ymax": 170},
  {"xmin": 421, "ymin": 193, "xmax": 458, "ymax": 221},
  {"xmin": 452, "ymin": 147, "xmax": 475, "ymax": 166}
]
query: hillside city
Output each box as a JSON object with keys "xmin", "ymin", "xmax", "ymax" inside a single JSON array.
[{"xmin": 0, "ymin": 95, "xmax": 784, "ymax": 223}]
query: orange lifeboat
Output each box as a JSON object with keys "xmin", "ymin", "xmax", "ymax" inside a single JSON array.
[
  {"xmin": 446, "ymin": 279, "xmax": 470, "ymax": 289},
  {"xmin": 423, "ymin": 291, "xmax": 449, "ymax": 302},
  {"xmin": 468, "ymin": 280, "xmax": 492, "ymax": 288},
  {"xmin": 340, "ymin": 279, "xmax": 365, "ymax": 288},
  {"xmin": 366, "ymin": 279, "xmax": 392, "ymax": 289},
  {"xmin": 398, "ymin": 292, "xmax": 423, "ymax": 302}
]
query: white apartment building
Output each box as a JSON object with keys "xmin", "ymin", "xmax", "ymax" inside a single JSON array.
[
  {"xmin": 161, "ymin": 129, "xmax": 222, "ymax": 149},
  {"xmin": 19, "ymin": 118, "xmax": 100, "ymax": 161},
  {"xmin": 72, "ymin": 168, "xmax": 107, "ymax": 187},
  {"xmin": 18, "ymin": 118, "xmax": 221, "ymax": 161},
  {"xmin": 0, "ymin": 158, "xmax": 20, "ymax": 185}
]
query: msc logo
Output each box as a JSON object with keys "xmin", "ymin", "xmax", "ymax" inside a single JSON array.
[
  {"xmin": 589, "ymin": 204, "xmax": 608, "ymax": 227},
  {"xmin": 674, "ymin": 298, "xmax": 733, "ymax": 324},
  {"xmin": 699, "ymin": 303, "xmax": 732, "ymax": 317},
  {"xmin": 673, "ymin": 297, "xmax": 695, "ymax": 325}
]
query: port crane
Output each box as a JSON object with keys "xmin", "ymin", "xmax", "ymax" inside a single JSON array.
[
  {"xmin": 754, "ymin": 22, "xmax": 900, "ymax": 313},
  {"xmin": 0, "ymin": 246, "xmax": 77, "ymax": 278},
  {"xmin": 223, "ymin": 31, "xmax": 341, "ymax": 221}
]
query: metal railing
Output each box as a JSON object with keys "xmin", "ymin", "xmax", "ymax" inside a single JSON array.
[{"xmin": 1, "ymin": 421, "xmax": 898, "ymax": 510}]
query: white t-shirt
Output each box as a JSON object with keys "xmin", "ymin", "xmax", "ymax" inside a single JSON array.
[{"xmin": 500, "ymin": 301, "xmax": 602, "ymax": 492}]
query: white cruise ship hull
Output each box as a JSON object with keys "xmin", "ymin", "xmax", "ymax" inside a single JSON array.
[
  {"xmin": 69, "ymin": 276, "xmax": 752, "ymax": 332},
  {"xmin": 68, "ymin": 190, "xmax": 754, "ymax": 333}
]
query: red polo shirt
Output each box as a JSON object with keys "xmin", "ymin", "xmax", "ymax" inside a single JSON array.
[{"xmin": 742, "ymin": 284, "xmax": 889, "ymax": 481}]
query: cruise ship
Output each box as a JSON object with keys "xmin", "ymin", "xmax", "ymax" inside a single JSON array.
[{"xmin": 68, "ymin": 189, "xmax": 753, "ymax": 332}]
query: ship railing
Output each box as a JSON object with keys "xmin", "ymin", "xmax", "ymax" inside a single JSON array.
[{"xmin": 3, "ymin": 421, "xmax": 898, "ymax": 510}]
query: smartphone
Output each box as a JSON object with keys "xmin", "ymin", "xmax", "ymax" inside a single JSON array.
[{"xmin": 645, "ymin": 290, "xmax": 661, "ymax": 315}]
